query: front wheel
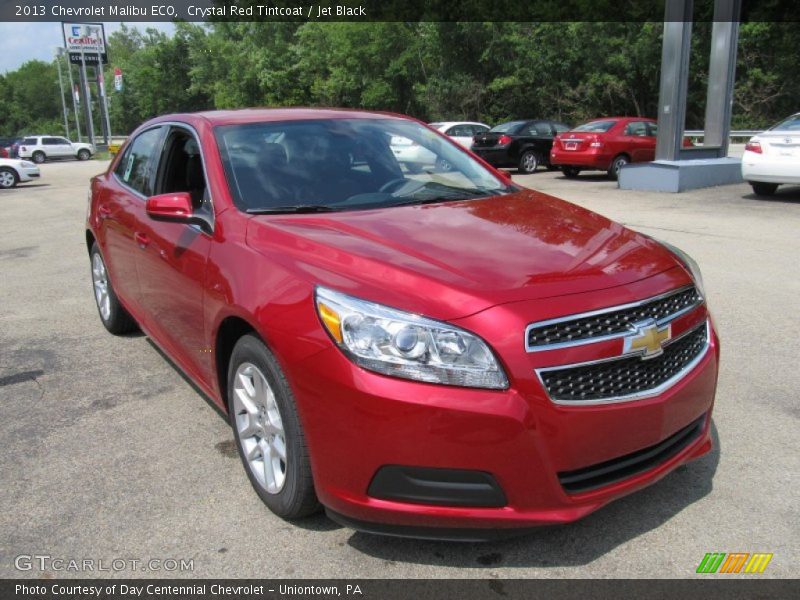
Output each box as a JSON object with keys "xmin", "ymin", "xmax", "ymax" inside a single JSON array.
[
  {"xmin": 0, "ymin": 167, "xmax": 18, "ymax": 189},
  {"xmin": 608, "ymin": 155, "xmax": 629, "ymax": 180},
  {"xmin": 77, "ymin": 149, "xmax": 91, "ymax": 161},
  {"xmin": 518, "ymin": 150, "xmax": 539, "ymax": 174},
  {"xmin": 750, "ymin": 182, "xmax": 778, "ymax": 196},
  {"xmin": 228, "ymin": 334, "xmax": 320, "ymax": 519},
  {"xmin": 31, "ymin": 151, "xmax": 45, "ymax": 164},
  {"xmin": 90, "ymin": 243, "xmax": 138, "ymax": 334}
]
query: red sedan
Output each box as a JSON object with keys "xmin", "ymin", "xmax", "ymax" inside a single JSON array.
[
  {"xmin": 86, "ymin": 109, "xmax": 718, "ymax": 539},
  {"xmin": 550, "ymin": 116, "xmax": 659, "ymax": 179}
]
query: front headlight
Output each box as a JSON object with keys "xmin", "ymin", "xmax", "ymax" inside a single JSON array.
[
  {"xmin": 657, "ymin": 240, "xmax": 706, "ymax": 300},
  {"xmin": 315, "ymin": 286, "xmax": 508, "ymax": 390}
]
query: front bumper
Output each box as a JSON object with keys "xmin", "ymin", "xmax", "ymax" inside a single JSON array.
[
  {"xmin": 287, "ymin": 273, "xmax": 719, "ymax": 535},
  {"xmin": 19, "ymin": 166, "xmax": 40, "ymax": 182}
]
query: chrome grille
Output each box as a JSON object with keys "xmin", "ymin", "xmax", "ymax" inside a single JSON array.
[
  {"xmin": 539, "ymin": 322, "xmax": 708, "ymax": 403},
  {"xmin": 526, "ymin": 286, "xmax": 702, "ymax": 350}
]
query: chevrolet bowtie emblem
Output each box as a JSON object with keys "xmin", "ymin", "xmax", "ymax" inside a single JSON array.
[{"xmin": 624, "ymin": 320, "xmax": 672, "ymax": 359}]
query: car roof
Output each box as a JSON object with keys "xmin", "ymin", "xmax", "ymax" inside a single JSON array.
[
  {"xmin": 152, "ymin": 108, "xmax": 414, "ymax": 127},
  {"xmin": 430, "ymin": 121, "xmax": 489, "ymax": 128}
]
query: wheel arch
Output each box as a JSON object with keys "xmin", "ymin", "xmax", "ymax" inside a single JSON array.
[{"xmin": 214, "ymin": 315, "xmax": 261, "ymax": 412}]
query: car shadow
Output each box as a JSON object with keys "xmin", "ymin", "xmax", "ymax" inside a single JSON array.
[
  {"xmin": 743, "ymin": 186, "xmax": 800, "ymax": 203},
  {"xmin": 344, "ymin": 421, "xmax": 720, "ymax": 568}
]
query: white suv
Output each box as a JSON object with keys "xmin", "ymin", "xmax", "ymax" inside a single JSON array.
[{"xmin": 17, "ymin": 136, "xmax": 95, "ymax": 163}]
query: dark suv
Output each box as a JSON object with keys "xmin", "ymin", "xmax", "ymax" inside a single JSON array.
[{"xmin": 471, "ymin": 119, "xmax": 571, "ymax": 174}]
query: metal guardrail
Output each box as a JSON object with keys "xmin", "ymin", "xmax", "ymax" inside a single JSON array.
[{"xmin": 684, "ymin": 130, "xmax": 760, "ymax": 140}]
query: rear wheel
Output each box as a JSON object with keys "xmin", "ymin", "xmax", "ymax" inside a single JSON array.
[
  {"xmin": 608, "ymin": 154, "xmax": 629, "ymax": 180},
  {"xmin": 228, "ymin": 334, "xmax": 320, "ymax": 519},
  {"xmin": 562, "ymin": 166, "xmax": 580, "ymax": 178},
  {"xmin": 90, "ymin": 243, "xmax": 138, "ymax": 334},
  {"xmin": 31, "ymin": 151, "xmax": 45, "ymax": 164},
  {"xmin": 750, "ymin": 182, "xmax": 778, "ymax": 196},
  {"xmin": 518, "ymin": 150, "xmax": 539, "ymax": 174},
  {"xmin": 0, "ymin": 167, "xmax": 18, "ymax": 189},
  {"xmin": 77, "ymin": 149, "xmax": 91, "ymax": 161}
]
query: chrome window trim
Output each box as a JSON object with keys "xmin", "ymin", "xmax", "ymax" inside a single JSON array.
[
  {"xmin": 525, "ymin": 284, "xmax": 701, "ymax": 353},
  {"xmin": 535, "ymin": 320, "xmax": 711, "ymax": 406}
]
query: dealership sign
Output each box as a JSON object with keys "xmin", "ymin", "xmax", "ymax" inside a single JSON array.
[{"xmin": 62, "ymin": 22, "xmax": 107, "ymax": 65}]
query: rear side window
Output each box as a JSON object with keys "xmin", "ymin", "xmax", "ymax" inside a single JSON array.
[
  {"xmin": 769, "ymin": 115, "xmax": 800, "ymax": 131},
  {"xmin": 625, "ymin": 121, "xmax": 649, "ymax": 136},
  {"xmin": 115, "ymin": 127, "xmax": 163, "ymax": 196},
  {"xmin": 42, "ymin": 137, "xmax": 60, "ymax": 145}
]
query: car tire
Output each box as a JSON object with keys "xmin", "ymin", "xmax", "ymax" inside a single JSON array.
[
  {"xmin": 228, "ymin": 334, "xmax": 320, "ymax": 520},
  {"xmin": 0, "ymin": 167, "xmax": 18, "ymax": 189},
  {"xmin": 90, "ymin": 243, "xmax": 138, "ymax": 334},
  {"xmin": 562, "ymin": 166, "xmax": 580, "ymax": 178},
  {"xmin": 750, "ymin": 182, "xmax": 778, "ymax": 196},
  {"xmin": 518, "ymin": 150, "xmax": 539, "ymax": 174},
  {"xmin": 77, "ymin": 149, "xmax": 91, "ymax": 161},
  {"xmin": 608, "ymin": 154, "xmax": 629, "ymax": 180},
  {"xmin": 31, "ymin": 151, "xmax": 46, "ymax": 164}
]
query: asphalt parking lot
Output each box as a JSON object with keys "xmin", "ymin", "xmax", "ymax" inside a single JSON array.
[{"xmin": 1, "ymin": 160, "xmax": 798, "ymax": 579}]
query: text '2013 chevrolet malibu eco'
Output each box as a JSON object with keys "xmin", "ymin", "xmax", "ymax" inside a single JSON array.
[{"xmin": 86, "ymin": 108, "xmax": 718, "ymax": 540}]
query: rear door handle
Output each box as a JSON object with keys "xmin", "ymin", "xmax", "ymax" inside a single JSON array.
[{"xmin": 134, "ymin": 232, "xmax": 150, "ymax": 248}]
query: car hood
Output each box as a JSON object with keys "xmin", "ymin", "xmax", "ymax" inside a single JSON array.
[{"xmin": 246, "ymin": 189, "xmax": 681, "ymax": 320}]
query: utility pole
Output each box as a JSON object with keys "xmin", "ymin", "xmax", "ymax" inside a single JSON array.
[
  {"xmin": 54, "ymin": 48, "xmax": 70, "ymax": 138},
  {"xmin": 60, "ymin": 47, "xmax": 82, "ymax": 142}
]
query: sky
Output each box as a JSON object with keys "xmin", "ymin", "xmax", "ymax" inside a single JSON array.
[{"xmin": 0, "ymin": 21, "xmax": 176, "ymax": 74}]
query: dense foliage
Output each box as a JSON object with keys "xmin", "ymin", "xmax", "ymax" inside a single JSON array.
[{"xmin": 1, "ymin": 21, "xmax": 797, "ymax": 137}]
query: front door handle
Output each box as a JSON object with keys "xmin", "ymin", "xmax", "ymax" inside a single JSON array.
[
  {"xmin": 134, "ymin": 232, "xmax": 150, "ymax": 249},
  {"xmin": 98, "ymin": 204, "xmax": 112, "ymax": 218}
]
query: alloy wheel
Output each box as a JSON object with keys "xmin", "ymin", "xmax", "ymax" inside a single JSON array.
[
  {"xmin": 522, "ymin": 152, "xmax": 538, "ymax": 173},
  {"xmin": 232, "ymin": 362, "xmax": 287, "ymax": 494},
  {"xmin": 0, "ymin": 170, "xmax": 15, "ymax": 188},
  {"xmin": 91, "ymin": 252, "xmax": 111, "ymax": 321}
]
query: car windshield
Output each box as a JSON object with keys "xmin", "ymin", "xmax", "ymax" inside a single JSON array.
[
  {"xmin": 490, "ymin": 121, "xmax": 525, "ymax": 133},
  {"xmin": 215, "ymin": 118, "xmax": 513, "ymax": 213},
  {"xmin": 769, "ymin": 114, "xmax": 800, "ymax": 131},
  {"xmin": 573, "ymin": 120, "xmax": 618, "ymax": 133}
]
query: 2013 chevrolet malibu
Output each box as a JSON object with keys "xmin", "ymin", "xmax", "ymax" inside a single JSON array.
[{"xmin": 86, "ymin": 109, "xmax": 719, "ymax": 539}]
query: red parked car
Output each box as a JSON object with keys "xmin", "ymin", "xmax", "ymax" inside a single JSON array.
[
  {"xmin": 550, "ymin": 116, "xmax": 660, "ymax": 180},
  {"xmin": 86, "ymin": 109, "xmax": 719, "ymax": 539}
]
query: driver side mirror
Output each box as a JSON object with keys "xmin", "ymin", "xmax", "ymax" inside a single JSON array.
[{"xmin": 146, "ymin": 192, "xmax": 206, "ymax": 229}]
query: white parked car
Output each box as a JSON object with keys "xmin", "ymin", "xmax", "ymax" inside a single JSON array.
[
  {"xmin": 17, "ymin": 135, "xmax": 95, "ymax": 163},
  {"xmin": 0, "ymin": 157, "xmax": 41, "ymax": 188},
  {"xmin": 429, "ymin": 121, "xmax": 491, "ymax": 148},
  {"xmin": 742, "ymin": 113, "xmax": 800, "ymax": 196}
]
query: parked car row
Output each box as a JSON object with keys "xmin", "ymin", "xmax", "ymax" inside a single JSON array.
[{"xmin": 389, "ymin": 116, "xmax": 679, "ymax": 181}]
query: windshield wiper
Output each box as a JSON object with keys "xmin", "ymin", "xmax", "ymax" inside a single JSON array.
[{"xmin": 246, "ymin": 205, "xmax": 337, "ymax": 214}]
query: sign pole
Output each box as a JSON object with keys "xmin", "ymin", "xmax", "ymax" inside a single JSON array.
[
  {"xmin": 93, "ymin": 26, "xmax": 111, "ymax": 145},
  {"xmin": 54, "ymin": 48, "xmax": 70, "ymax": 139},
  {"xmin": 79, "ymin": 49, "xmax": 95, "ymax": 146},
  {"xmin": 63, "ymin": 50, "xmax": 82, "ymax": 142}
]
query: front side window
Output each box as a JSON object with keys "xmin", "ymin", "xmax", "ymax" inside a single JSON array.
[
  {"xmin": 154, "ymin": 127, "xmax": 212, "ymax": 219},
  {"xmin": 574, "ymin": 120, "xmax": 618, "ymax": 133},
  {"xmin": 215, "ymin": 118, "xmax": 513, "ymax": 213},
  {"xmin": 115, "ymin": 127, "xmax": 163, "ymax": 196}
]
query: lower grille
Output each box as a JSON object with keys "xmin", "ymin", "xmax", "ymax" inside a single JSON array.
[
  {"xmin": 539, "ymin": 321, "xmax": 708, "ymax": 403},
  {"xmin": 558, "ymin": 415, "xmax": 706, "ymax": 494}
]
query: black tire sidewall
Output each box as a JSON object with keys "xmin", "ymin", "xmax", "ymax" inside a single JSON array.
[
  {"xmin": 32, "ymin": 151, "xmax": 45, "ymax": 164},
  {"xmin": 610, "ymin": 155, "xmax": 628, "ymax": 179},
  {"xmin": 227, "ymin": 334, "xmax": 317, "ymax": 519},
  {"xmin": 78, "ymin": 149, "xmax": 90, "ymax": 161}
]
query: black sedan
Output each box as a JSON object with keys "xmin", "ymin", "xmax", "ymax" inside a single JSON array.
[{"xmin": 471, "ymin": 120, "xmax": 571, "ymax": 174}]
